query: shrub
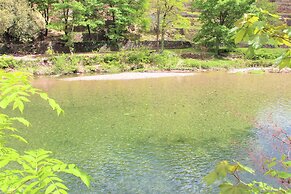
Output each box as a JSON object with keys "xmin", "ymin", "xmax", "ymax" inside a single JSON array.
[
  {"xmin": 0, "ymin": 0, "xmax": 45, "ymax": 42},
  {"xmin": 51, "ymin": 54, "xmax": 79, "ymax": 74},
  {"xmin": 45, "ymin": 47, "xmax": 55, "ymax": 56},
  {"xmin": 149, "ymin": 51, "xmax": 180, "ymax": 70},
  {"xmin": 101, "ymin": 60, "xmax": 128, "ymax": 72},
  {"xmin": 127, "ymin": 49, "xmax": 151, "ymax": 64},
  {"xmin": 103, "ymin": 53, "xmax": 121, "ymax": 63},
  {"xmin": 0, "ymin": 55, "xmax": 22, "ymax": 69}
]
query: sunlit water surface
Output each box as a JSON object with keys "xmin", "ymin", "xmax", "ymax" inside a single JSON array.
[{"xmin": 12, "ymin": 72, "xmax": 291, "ymax": 193}]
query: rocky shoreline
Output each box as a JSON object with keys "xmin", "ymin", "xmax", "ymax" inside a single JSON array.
[{"xmin": 228, "ymin": 67, "xmax": 291, "ymax": 74}]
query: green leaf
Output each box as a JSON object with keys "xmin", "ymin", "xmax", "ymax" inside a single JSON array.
[
  {"xmin": 39, "ymin": 92, "xmax": 49, "ymax": 100},
  {"xmin": 0, "ymin": 97, "xmax": 11, "ymax": 109},
  {"xmin": 215, "ymin": 161, "xmax": 232, "ymax": 177},
  {"xmin": 219, "ymin": 182, "xmax": 250, "ymax": 194},
  {"xmin": 55, "ymin": 182, "xmax": 68, "ymax": 190},
  {"xmin": 10, "ymin": 134, "xmax": 28, "ymax": 144},
  {"xmin": 0, "ymin": 158, "xmax": 13, "ymax": 168},
  {"xmin": 235, "ymin": 29, "xmax": 246, "ymax": 44},
  {"xmin": 12, "ymin": 117, "xmax": 30, "ymax": 127},
  {"xmin": 236, "ymin": 162, "xmax": 255, "ymax": 174},
  {"xmin": 204, "ymin": 161, "xmax": 234, "ymax": 185},
  {"xmin": 267, "ymin": 161, "xmax": 277, "ymax": 169},
  {"xmin": 13, "ymin": 100, "xmax": 24, "ymax": 113},
  {"xmin": 204, "ymin": 171, "xmax": 218, "ymax": 185},
  {"xmin": 283, "ymin": 161, "xmax": 291, "ymax": 167},
  {"xmin": 24, "ymin": 180, "xmax": 40, "ymax": 193},
  {"xmin": 45, "ymin": 184, "xmax": 56, "ymax": 194},
  {"xmin": 276, "ymin": 171, "xmax": 291, "ymax": 179},
  {"xmin": 79, "ymin": 171, "xmax": 91, "ymax": 188}
]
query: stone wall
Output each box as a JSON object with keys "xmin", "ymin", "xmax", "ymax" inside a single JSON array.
[
  {"xmin": 0, "ymin": 40, "xmax": 192, "ymax": 55},
  {"xmin": 274, "ymin": 0, "xmax": 291, "ymax": 26}
]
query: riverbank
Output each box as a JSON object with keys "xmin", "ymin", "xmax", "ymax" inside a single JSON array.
[
  {"xmin": 0, "ymin": 48, "xmax": 287, "ymax": 75},
  {"xmin": 63, "ymin": 72, "xmax": 195, "ymax": 81}
]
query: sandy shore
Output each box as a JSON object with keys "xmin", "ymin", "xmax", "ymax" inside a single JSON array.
[{"xmin": 62, "ymin": 72, "xmax": 195, "ymax": 81}]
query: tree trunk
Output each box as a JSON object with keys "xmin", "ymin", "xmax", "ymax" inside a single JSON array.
[
  {"xmin": 64, "ymin": 9, "xmax": 69, "ymax": 36},
  {"xmin": 87, "ymin": 25, "xmax": 91, "ymax": 39},
  {"xmin": 155, "ymin": 0, "xmax": 160, "ymax": 52},
  {"xmin": 160, "ymin": 11, "xmax": 168, "ymax": 53},
  {"xmin": 44, "ymin": 8, "xmax": 49, "ymax": 36},
  {"xmin": 215, "ymin": 36, "xmax": 219, "ymax": 57},
  {"xmin": 161, "ymin": 27, "xmax": 165, "ymax": 53}
]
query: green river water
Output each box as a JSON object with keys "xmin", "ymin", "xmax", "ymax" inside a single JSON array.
[{"xmin": 12, "ymin": 72, "xmax": 291, "ymax": 193}]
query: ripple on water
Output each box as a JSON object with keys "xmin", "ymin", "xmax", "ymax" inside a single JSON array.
[{"xmin": 16, "ymin": 73, "xmax": 291, "ymax": 193}]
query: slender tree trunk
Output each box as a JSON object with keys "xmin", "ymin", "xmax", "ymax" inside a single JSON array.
[
  {"xmin": 156, "ymin": 0, "xmax": 160, "ymax": 52},
  {"xmin": 160, "ymin": 12, "xmax": 168, "ymax": 53},
  {"xmin": 44, "ymin": 8, "xmax": 49, "ymax": 36},
  {"xmin": 215, "ymin": 36, "xmax": 219, "ymax": 57},
  {"xmin": 161, "ymin": 27, "xmax": 165, "ymax": 53},
  {"xmin": 64, "ymin": 9, "xmax": 69, "ymax": 35},
  {"xmin": 110, "ymin": 11, "xmax": 118, "ymax": 51},
  {"xmin": 87, "ymin": 25, "xmax": 91, "ymax": 39}
]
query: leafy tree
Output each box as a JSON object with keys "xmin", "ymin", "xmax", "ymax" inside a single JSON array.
[
  {"xmin": 150, "ymin": 0, "xmax": 191, "ymax": 52},
  {"xmin": 0, "ymin": 70, "xmax": 90, "ymax": 193},
  {"xmin": 29, "ymin": 0, "xmax": 104, "ymax": 38},
  {"xmin": 51, "ymin": 0, "xmax": 86, "ymax": 52},
  {"xmin": 28, "ymin": 0, "xmax": 58, "ymax": 36},
  {"xmin": 52, "ymin": 0, "xmax": 86, "ymax": 36},
  {"xmin": 193, "ymin": 0, "xmax": 254, "ymax": 55},
  {"xmin": 100, "ymin": 0, "xmax": 149, "ymax": 49},
  {"xmin": 80, "ymin": 0, "xmax": 104, "ymax": 38},
  {"xmin": 0, "ymin": 0, "xmax": 45, "ymax": 43}
]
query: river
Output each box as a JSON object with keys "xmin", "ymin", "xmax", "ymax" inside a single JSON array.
[{"xmin": 12, "ymin": 72, "xmax": 291, "ymax": 193}]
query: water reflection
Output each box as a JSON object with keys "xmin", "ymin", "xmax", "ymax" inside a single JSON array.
[{"xmin": 249, "ymin": 100, "xmax": 291, "ymax": 188}]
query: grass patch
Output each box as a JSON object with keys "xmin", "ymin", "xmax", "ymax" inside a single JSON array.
[
  {"xmin": 0, "ymin": 48, "xmax": 282, "ymax": 75},
  {"xmin": 233, "ymin": 48, "xmax": 287, "ymax": 60}
]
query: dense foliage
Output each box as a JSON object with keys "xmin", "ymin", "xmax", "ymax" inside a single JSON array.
[
  {"xmin": 193, "ymin": 0, "xmax": 254, "ymax": 55},
  {"xmin": 150, "ymin": 0, "xmax": 191, "ymax": 52},
  {"xmin": 233, "ymin": 9, "xmax": 290, "ymax": 67},
  {"xmin": 0, "ymin": 0, "xmax": 45, "ymax": 42},
  {"xmin": 28, "ymin": 0, "xmax": 148, "ymax": 48},
  {"xmin": 100, "ymin": 0, "xmax": 148, "ymax": 46},
  {"xmin": 0, "ymin": 71, "xmax": 90, "ymax": 193}
]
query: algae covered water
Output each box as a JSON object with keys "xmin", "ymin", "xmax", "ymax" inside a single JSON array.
[{"xmin": 14, "ymin": 72, "xmax": 291, "ymax": 193}]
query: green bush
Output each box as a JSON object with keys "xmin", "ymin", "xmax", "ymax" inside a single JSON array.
[
  {"xmin": 103, "ymin": 53, "xmax": 121, "ymax": 63},
  {"xmin": 235, "ymin": 48, "xmax": 286, "ymax": 60},
  {"xmin": 149, "ymin": 51, "xmax": 180, "ymax": 69},
  {"xmin": 51, "ymin": 54, "xmax": 79, "ymax": 74},
  {"xmin": 101, "ymin": 51, "xmax": 149, "ymax": 72},
  {"xmin": 83, "ymin": 56, "xmax": 102, "ymax": 66},
  {"xmin": 101, "ymin": 60, "xmax": 128, "ymax": 72},
  {"xmin": 0, "ymin": 0, "xmax": 45, "ymax": 42},
  {"xmin": 127, "ymin": 49, "xmax": 151, "ymax": 64},
  {"xmin": 0, "ymin": 55, "xmax": 22, "ymax": 69},
  {"xmin": 246, "ymin": 59, "xmax": 274, "ymax": 67}
]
